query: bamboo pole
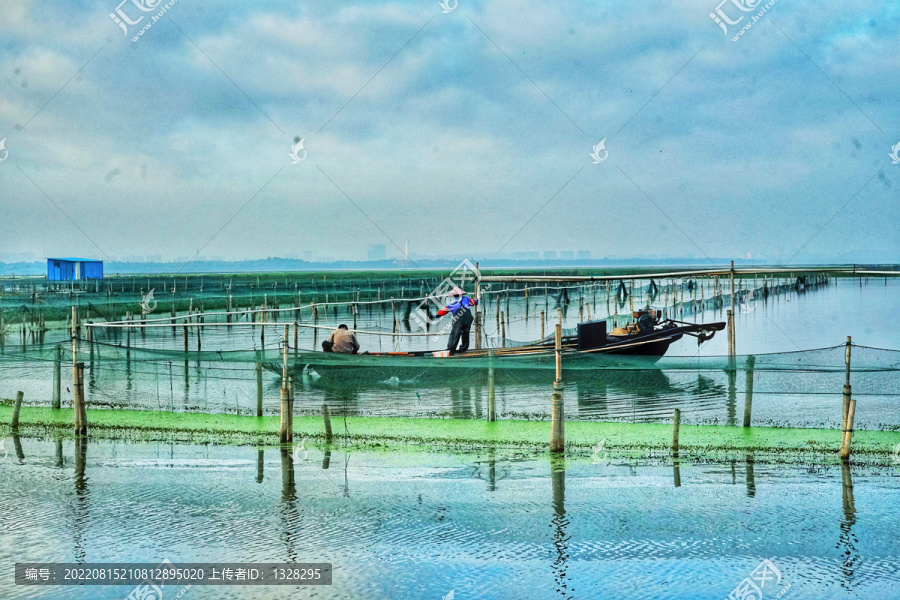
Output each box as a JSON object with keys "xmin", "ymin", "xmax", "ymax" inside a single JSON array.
[
  {"xmin": 53, "ymin": 345, "xmax": 62, "ymax": 409},
  {"xmin": 728, "ymin": 260, "xmax": 736, "ymax": 356},
  {"xmin": 841, "ymin": 336, "xmax": 852, "ymax": 433},
  {"xmin": 74, "ymin": 362, "xmax": 86, "ymax": 435},
  {"xmin": 323, "ymin": 404, "xmax": 333, "ymax": 443},
  {"xmin": 474, "ymin": 262, "xmax": 481, "ymax": 350},
  {"xmin": 743, "ymin": 355, "xmax": 755, "ymax": 428},
  {"xmin": 550, "ymin": 324, "xmax": 564, "ymax": 453},
  {"xmin": 726, "ymin": 309, "xmax": 735, "ymax": 364},
  {"xmin": 11, "ymin": 391, "xmax": 24, "ymax": 429},
  {"xmin": 541, "ymin": 311, "xmax": 545, "ymax": 339},
  {"xmin": 71, "ymin": 307, "xmax": 83, "ymax": 434},
  {"xmin": 500, "ymin": 311, "xmax": 506, "ymax": 348},
  {"xmin": 280, "ymin": 325, "xmax": 291, "ymax": 443},
  {"xmin": 256, "ymin": 362, "xmax": 263, "ymax": 417},
  {"xmin": 554, "ymin": 323, "xmax": 562, "ymax": 383},
  {"xmin": 841, "ymin": 336, "xmax": 854, "ymax": 461},
  {"xmin": 672, "ymin": 408, "xmax": 681, "ymax": 457},
  {"xmin": 841, "ymin": 398, "xmax": 856, "ymax": 462}
]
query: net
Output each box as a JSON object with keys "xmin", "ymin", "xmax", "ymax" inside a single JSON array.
[{"xmin": 1, "ymin": 271, "xmax": 897, "ymax": 431}]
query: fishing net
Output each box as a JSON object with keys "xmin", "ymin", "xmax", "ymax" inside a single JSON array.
[{"xmin": 1, "ymin": 272, "xmax": 897, "ymax": 431}]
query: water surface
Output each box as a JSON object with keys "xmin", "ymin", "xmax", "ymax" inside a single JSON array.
[{"xmin": 1, "ymin": 437, "xmax": 899, "ymax": 599}]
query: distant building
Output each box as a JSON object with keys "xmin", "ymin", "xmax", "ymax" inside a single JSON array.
[
  {"xmin": 367, "ymin": 244, "xmax": 386, "ymax": 261},
  {"xmin": 46, "ymin": 258, "xmax": 103, "ymax": 281},
  {"xmin": 542, "ymin": 251, "xmax": 558, "ymax": 260},
  {"xmin": 560, "ymin": 251, "xmax": 575, "ymax": 260}
]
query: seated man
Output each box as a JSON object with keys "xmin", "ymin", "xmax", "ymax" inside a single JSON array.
[{"xmin": 322, "ymin": 324, "xmax": 360, "ymax": 354}]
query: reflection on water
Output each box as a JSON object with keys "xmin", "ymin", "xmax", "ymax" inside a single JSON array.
[
  {"xmin": 1, "ymin": 438, "xmax": 899, "ymax": 599},
  {"xmin": 550, "ymin": 456, "xmax": 571, "ymax": 600},
  {"xmin": 839, "ymin": 462, "xmax": 859, "ymax": 593},
  {"xmin": 69, "ymin": 438, "xmax": 89, "ymax": 564}
]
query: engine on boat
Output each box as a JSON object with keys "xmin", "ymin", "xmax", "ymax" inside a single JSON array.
[{"xmin": 609, "ymin": 309, "xmax": 663, "ymax": 337}]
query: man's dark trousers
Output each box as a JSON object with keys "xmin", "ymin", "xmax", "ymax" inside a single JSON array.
[{"xmin": 447, "ymin": 308, "xmax": 474, "ymax": 354}]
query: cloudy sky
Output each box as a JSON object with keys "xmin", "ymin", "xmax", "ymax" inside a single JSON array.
[{"xmin": 0, "ymin": 0, "xmax": 898, "ymax": 265}]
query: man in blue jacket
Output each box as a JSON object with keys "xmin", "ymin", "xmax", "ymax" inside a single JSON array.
[{"xmin": 435, "ymin": 287, "xmax": 478, "ymax": 354}]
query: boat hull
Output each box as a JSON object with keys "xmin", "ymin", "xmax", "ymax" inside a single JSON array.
[{"xmin": 270, "ymin": 325, "xmax": 692, "ymax": 381}]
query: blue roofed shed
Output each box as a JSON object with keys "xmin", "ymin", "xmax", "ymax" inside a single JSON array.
[{"xmin": 47, "ymin": 258, "xmax": 104, "ymax": 281}]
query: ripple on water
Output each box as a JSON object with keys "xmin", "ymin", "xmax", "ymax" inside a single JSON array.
[{"xmin": 1, "ymin": 440, "xmax": 900, "ymax": 599}]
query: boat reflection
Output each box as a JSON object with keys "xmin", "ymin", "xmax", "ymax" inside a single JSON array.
[{"xmin": 301, "ymin": 366, "xmax": 726, "ymax": 423}]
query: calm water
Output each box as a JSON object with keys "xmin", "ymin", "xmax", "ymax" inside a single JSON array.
[{"xmin": 1, "ymin": 438, "xmax": 899, "ymax": 599}]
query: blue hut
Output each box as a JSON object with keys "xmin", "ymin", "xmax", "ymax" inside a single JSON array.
[{"xmin": 46, "ymin": 258, "xmax": 104, "ymax": 281}]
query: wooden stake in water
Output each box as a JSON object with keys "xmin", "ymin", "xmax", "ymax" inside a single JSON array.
[
  {"xmin": 53, "ymin": 345, "xmax": 62, "ymax": 409},
  {"xmin": 474, "ymin": 262, "xmax": 481, "ymax": 350},
  {"xmin": 550, "ymin": 324, "xmax": 564, "ymax": 453},
  {"xmin": 727, "ymin": 309, "xmax": 735, "ymax": 361},
  {"xmin": 500, "ymin": 311, "xmax": 506, "ymax": 348},
  {"xmin": 743, "ymin": 355, "xmax": 755, "ymax": 428},
  {"xmin": 71, "ymin": 306, "xmax": 81, "ymax": 429},
  {"xmin": 841, "ymin": 336, "xmax": 852, "ymax": 433},
  {"xmin": 256, "ymin": 362, "xmax": 263, "ymax": 417},
  {"xmin": 280, "ymin": 325, "xmax": 292, "ymax": 443},
  {"xmin": 728, "ymin": 261, "xmax": 736, "ymax": 355},
  {"xmin": 74, "ymin": 362, "xmax": 86, "ymax": 435},
  {"xmin": 11, "ymin": 391, "xmax": 24, "ymax": 429},
  {"xmin": 672, "ymin": 408, "xmax": 681, "ymax": 457},
  {"xmin": 541, "ymin": 311, "xmax": 545, "ymax": 340},
  {"xmin": 841, "ymin": 336, "xmax": 854, "ymax": 461}
]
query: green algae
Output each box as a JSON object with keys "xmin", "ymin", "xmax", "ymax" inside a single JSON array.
[{"xmin": 3, "ymin": 405, "xmax": 899, "ymax": 463}]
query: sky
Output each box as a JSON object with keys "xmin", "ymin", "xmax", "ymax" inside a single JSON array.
[{"xmin": 0, "ymin": 0, "xmax": 898, "ymax": 266}]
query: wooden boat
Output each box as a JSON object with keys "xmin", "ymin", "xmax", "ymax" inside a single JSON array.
[{"xmin": 272, "ymin": 310, "xmax": 726, "ymax": 377}]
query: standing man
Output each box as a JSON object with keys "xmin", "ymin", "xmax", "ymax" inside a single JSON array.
[
  {"xmin": 322, "ymin": 324, "xmax": 360, "ymax": 354},
  {"xmin": 436, "ymin": 286, "xmax": 478, "ymax": 354}
]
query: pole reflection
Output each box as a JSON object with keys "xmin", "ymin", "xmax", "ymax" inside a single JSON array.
[
  {"xmin": 550, "ymin": 456, "xmax": 572, "ymax": 599},
  {"xmin": 256, "ymin": 447, "xmax": 264, "ymax": 483},
  {"xmin": 838, "ymin": 462, "xmax": 858, "ymax": 592},
  {"xmin": 12, "ymin": 433, "xmax": 24, "ymax": 461},
  {"xmin": 726, "ymin": 369, "xmax": 737, "ymax": 426},
  {"xmin": 279, "ymin": 446, "xmax": 298, "ymax": 563},
  {"xmin": 73, "ymin": 437, "xmax": 89, "ymax": 563},
  {"xmin": 745, "ymin": 454, "xmax": 756, "ymax": 498}
]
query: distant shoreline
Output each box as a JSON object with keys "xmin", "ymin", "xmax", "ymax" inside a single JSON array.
[{"xmin": 2, "ymin": 260, "xmax": 898, "ymax": 278}]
